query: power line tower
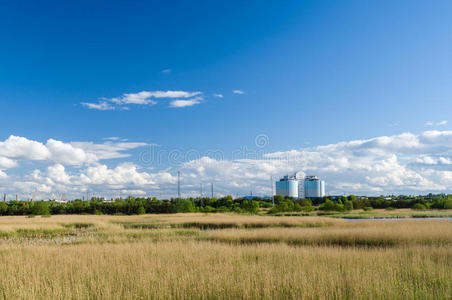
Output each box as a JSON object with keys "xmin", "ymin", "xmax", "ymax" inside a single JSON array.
[{"xmin": 211, "ymin": 183, "xmax": 214, "ymax": 199}]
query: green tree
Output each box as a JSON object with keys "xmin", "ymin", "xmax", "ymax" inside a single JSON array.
[
  {"xmin": 30, "ymin": 201, "xmax": 50, "ymax": 215},
  {"xmin": 0, "ymin": 202, "xmax": 7, "ymax": 215},
  {"xmin": 137, "ymin": 206, "xmax": 146, "ymax": 215}
]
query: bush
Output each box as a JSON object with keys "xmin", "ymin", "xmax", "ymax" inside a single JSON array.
[
  {"xmin": 385, "ymin": 207, "xmax": 396, "ymax": 211},
  {"xmin": 301, "ymin": 205, "xmax": 315, "ymax": 212},
  {"xmin": 344, "ymin": 201, "xmax": 353, "ymax": 211},
  {"xmin": 319, "ymin": 199, "xmax": 336, "ymax": 211},
  {"xmin": 412, "ymin": 203, "xmax": 427, "ymax": 210},
  {"xmin": 299, "ymin": 199, "xmax": 312, "ymax": 207},
  {"xmin": 363, "ymin": 206, "xmax": 373, "ymax": 211}
]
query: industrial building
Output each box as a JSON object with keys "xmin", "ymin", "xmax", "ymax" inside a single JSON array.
[
  {"xmin": 275, "ymin": 174, "xmax": 326, "ymax": 199},
  {"xmin": 275, "ymin": 175, "xmax": 299, "ymax": 198},
  {"xmin": 304, "ymin": 175, "xmax": 325, "ymax": 198}
]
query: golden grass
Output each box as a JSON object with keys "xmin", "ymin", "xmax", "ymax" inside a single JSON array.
[
  {"xmin": 0, "ymin": 214, "xmax": 449, "ymax": 299},
  {"xmin": 206, "ymin": 220, "xmax": 452, "ymax": 247}
]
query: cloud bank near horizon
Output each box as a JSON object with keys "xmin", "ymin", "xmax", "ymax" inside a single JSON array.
[{"xmin": 1, "ymin": 130, "xmax": 452, "ymax": 199}]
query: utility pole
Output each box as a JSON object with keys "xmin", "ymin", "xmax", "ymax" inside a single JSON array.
[
  {"xmin": 271, "ymin": 175, "xmax": 274, "ymax": 207},
  {"xmin": 200, "ymin": 183, "xmax": 203, "ymax": 197},
  {"xmin": 211, "ymin": 183, "xmax": 214, "ymax": 199},
  {"xmin": 3, "ymin": 193, "xmax": 6, "ymax": 202},
  {"xmin": 177, "ymin": 171, "xmax": 181, "ymax": 198}
]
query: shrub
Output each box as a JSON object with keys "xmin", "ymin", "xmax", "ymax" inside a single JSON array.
[
  {"xmin": 363, "ymin": 206, "xmax": 373, "ymax": 211},
  {"xmin": 319, "ymin": 199, "xmax": 335, "ymax": 211},
  {"xmin": 412, "ymin": 203, "xmax": 427, "ymax": 210},
  {"xmin": 301, "ymin": 205, "xmax": 315, "ymax": 212},
  {"xmin": 344, "ymin": 201, "xmax": 353, "ymax": 211},
  {"xmin": 299, "ymin": 199, "xmax": 312, "ymax": 207}
]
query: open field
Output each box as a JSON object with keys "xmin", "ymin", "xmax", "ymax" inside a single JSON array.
[{"xmin": 0, "ymin": 214, "xmax": 450, "ymax": 299}]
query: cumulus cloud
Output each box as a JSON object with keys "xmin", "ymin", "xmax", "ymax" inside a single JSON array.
[
  {"xmin": 47, "ymin": 164, "xmax": 71, "ymax": 184},
  {"xmin": 3, "ymin": 130, "xmax": 452, "ymax": 199},
  {"xmin": 0, "ymin": 135, "xmax": 147, "ymax": 170},
  {"xmin": 213, "ymin": 94, "xmax": 224, "ymax": 98},
  {"xmin": 232, "ymin": 90, "xmax": 245, "ymax": 94},
  {"xmin": 0, "ymin": 135, "xmax": 50, "ymax": 160},
  {"xmin": 0, "ymin": 157, "xmax": 18, "ymax": 169}
]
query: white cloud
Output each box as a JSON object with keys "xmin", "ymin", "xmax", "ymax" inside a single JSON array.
[
  {"xmin": 0, "ymin": 135, "xmax": 148, "ymax": 172},
  {"xmin": 0, "ymin": 135, "xmax": 51, "ymax": 161},
  {"xmin": 110, "ymin": 91, "xmax": 158, "ymax": 105},
  {"xmin": 4, "ymin": 130, "xmax": 452, "ymax": 199},
  {"xmin": 169, "ymin": 97, "xmax": 203, "ymax": 108},
  {"xmin": 232, "ymin": 90, "xmax": 245, "ymax": 95},
  {"xmin": 213, "ymin": 94, "xmax": 224, "ymax": 98},
  {"xmin": 161, "ymin": 69, "xmax": 171, "ymax": 74},
  {"xmin": 71, "ymin": 141, "xmax": 148, "ymax": 160},
  {"xmin": 46, "ymin": 139, "xmax": 97, "ymax": 166},
  {"xmin": 426, "ymin": 120, "xmax": 448, "ymax": 126},
  {"xmin": 0, "ymin": 157, "xmax": 18, "ymax": 169},
  {"xmin": 83, "ymin": 90, "xmax": 203, "ymax": 111},
  {"xmin": 47, "ymin": 164, "xmax": 71, "ymax": 184},
  {"xmin": 81, "ymin": 101, "xmax": 115, "ymax": 111}
]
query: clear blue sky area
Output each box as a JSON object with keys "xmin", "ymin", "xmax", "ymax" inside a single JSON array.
[{"xmin": 0, "ymin": 0, "xmax": 451, "ymax": 157}]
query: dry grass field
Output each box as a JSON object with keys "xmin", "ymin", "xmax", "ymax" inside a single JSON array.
[{"xmin": 0, "ymin": 213, "xmax": 450, "ymax": 299}]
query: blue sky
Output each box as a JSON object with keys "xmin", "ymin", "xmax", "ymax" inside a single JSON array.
[{"xmin": 0, "ymin": 0, "xmax": 452, "ymax": 199}]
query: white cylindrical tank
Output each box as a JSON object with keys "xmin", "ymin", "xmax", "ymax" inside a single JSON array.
[
  {"xmin": 304, "ymin": 176, "xmax": 325, "ymax": 198},
  {"xmin": 275, "ymin": 175, "xmax": 299, "ymax": 198}
]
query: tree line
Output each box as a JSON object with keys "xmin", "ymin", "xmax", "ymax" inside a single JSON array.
[{"xmin": 0, "ymin": 193, "xmax": 450, "ymax": 216}]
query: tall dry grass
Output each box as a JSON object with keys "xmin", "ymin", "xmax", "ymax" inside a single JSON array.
[
  {"xmin": 0, "ymin": 242, "xmax": 450, "ymax": 299},
  {"xmin": 206, "ymin": 220, "xmax": 452, "ymax": 247},
  {"xmin": 0, "ymin": 214, "xmax": 449, "ymax": 299}
]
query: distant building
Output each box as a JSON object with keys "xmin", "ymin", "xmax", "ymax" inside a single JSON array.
[
  {"xmin": 304, "ymin": 175, "xmax": 325, "ymax": 198},
  {"xmin": 276, "ymin": 175, "xmax": 299, "ymax": 198}
]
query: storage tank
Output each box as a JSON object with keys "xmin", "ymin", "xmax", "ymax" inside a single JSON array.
[
  {"xmin": 275, "ymin": 175, "xmax": 299, "ymax": 198},
  {"xmin": 304, "ymin": 175, "xmax": 325, "ymax": 198}
]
